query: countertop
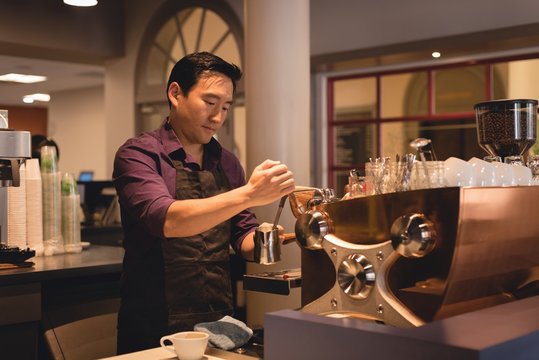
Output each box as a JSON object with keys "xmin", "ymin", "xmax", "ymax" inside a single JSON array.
[
  {"xmin": 0, "ymin": 245, "xmax": 124, "ymax": 285},
  {"xmin": 102, "ymin": 346, "xmax": 260, "ymax": 360}
]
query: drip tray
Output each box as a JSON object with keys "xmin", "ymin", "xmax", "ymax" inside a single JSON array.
[{"xmin": 243, "ymin": 269, "xmax": 301, "ymax": 295}]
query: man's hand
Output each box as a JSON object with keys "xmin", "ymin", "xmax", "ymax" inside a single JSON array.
[
  {"xmin": 245, "ymin": 159, "xmax": 295, "ymax": 207},
  {"xmin": 164, "ymin": 159, "xmax": 294, "ymax": 239}
]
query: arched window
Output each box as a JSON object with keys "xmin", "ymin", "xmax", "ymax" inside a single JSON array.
[{"xmin": 135, "ymin": 0, "xmax": 243, "ymax": 151}]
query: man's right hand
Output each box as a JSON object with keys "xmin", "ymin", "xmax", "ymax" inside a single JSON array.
[
  {"xmin": 163, "ymin": 159, "xmax": 294, "ymax": 239},
  {"xmin": 245, "ymin": 159, "xmax": 295, "ymax": 207}
]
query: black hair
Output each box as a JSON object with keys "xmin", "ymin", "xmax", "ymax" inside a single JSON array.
[
  {"xmin": 31, "ymin": 134, "xmax": 60, "ymax": 161},
  {"xmin": 166, "ymin": 52, "xmax": 242, "ymax": 108}
]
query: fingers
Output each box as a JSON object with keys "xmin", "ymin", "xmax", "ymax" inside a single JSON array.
[
  {"xmin": 265, "ymin": 163, "xmax": 289, "ymax": 176},
  {"xmin": 279, "ymin": 179, "xmax": 296, "ymax": 195},
  {"xmin": 271, "ymin": 168, "xmax": 293, "ymax": 184},
  {"xmin": 258, "ymin": 159, "xmax": 281, "ymax": 170},
  {"xmin": 269, "ymin": 167, "xmax": 295, "ymax": 195},
  {"xmin": 248, "ymin": 160, "xmax": 296, "ymax": 206},
  {"xmin": 256, "ymin": 161, "xmax": 294, "ymax": 188}
]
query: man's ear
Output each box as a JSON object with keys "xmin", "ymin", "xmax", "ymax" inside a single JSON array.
[{"xmin": 168, "ymin": 82, "xmax": 182, "ymax": 104}]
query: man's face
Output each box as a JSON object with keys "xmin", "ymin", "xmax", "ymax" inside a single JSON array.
[{"xmin": 169, "ymin": 72, "xmax": 234, "ymax": 148}]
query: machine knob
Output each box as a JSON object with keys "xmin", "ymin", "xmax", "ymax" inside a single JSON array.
[
  {"xmin": 337, "ymin": 254, "xmax": 375, "ymax": 300},
  {"xmin": 390, "ymin": 213, "xmax": 437, "ymax": 258},
  {"xmin": 294, "ymin": 211, "xmax": 330, "ymax": 250}
]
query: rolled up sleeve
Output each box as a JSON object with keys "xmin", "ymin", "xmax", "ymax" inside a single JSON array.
[{"xmin": 113, "ymin": 140, "xmax": 175, "ymax": 239}]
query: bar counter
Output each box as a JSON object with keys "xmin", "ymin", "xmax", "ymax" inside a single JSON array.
[
  {"xmin": 103, "ymin": 345, "xmax": 260, "ymax": 360},
  {"xmin": 0, "ymin": 245, "xmax": 124, "ymax": 359},
  {"xmin": 0, "ymin": 244, "xmax": 124, "ymax": 285}
]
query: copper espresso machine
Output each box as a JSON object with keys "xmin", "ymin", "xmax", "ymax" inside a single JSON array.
[
  {"xmin": 291, "ymin": 185, "xmax": 539, "ymax": 327},
  {"xmin": 290, "ymin": 99, "xmax": 539, "ymax": 327}
]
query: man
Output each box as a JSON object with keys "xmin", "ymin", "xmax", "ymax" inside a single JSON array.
[{"xmin": 113, "ymin": 52, "xmax": 295, "ymax": 354}]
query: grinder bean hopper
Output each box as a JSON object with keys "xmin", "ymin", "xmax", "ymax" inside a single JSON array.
[{"xmin": 474, "ymin": 99, "xmax": 538, "ymax": 160}]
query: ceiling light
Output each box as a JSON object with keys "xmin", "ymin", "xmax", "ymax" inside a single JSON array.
[
  {"xmin": 22, "ymin": 93, "xmax": 51, "ymax": 104},
  {"xmin": 0, "ymin": 73, "xmax": 47, "ymax": 84},
  {"xmin": 432, "ymin": 51, "xmax": 441, "ymax": 58},
  {"xmin": 63, "ymin": 0, "xmax": 98, "ymax": 7}
]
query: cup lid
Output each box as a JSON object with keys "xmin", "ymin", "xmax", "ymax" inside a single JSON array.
[{"xmin": 474, "ymin": 98, "xmax": 538, "ymax": 110}]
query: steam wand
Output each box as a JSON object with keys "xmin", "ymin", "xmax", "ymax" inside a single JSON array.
[{"xmin": 272, "ymin": 195, "xmax": 288, "ymax": 231}]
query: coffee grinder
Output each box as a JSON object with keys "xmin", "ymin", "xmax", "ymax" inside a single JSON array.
[{"xmin": 474, "ymin": 99, "xmax": 538, "ymax": 161}]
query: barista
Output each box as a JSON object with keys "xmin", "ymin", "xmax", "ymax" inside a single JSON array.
[{"xmin": 113, "ymin": 52, "xmax": 295, "ymax": 354}]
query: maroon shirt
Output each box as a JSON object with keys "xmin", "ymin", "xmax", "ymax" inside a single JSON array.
[{"xmin": 113, "ymin": 119, "xmax": 258, "ymax": 259}]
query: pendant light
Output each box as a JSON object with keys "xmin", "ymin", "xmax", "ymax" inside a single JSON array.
[{"xmin": 63, "ymin": 0, "xmax": 98, "ymax": 7}]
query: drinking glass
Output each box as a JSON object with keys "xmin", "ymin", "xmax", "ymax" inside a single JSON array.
[
  {"xmin": 348, "ymin": 173, "xmax": 366, "ymax": 198},
  {"xmin": 483, "ymin": 155, "xmax": 502, "ymax": 163},
  {"xmin": 527, "ymin": 154, "xmax": 539, "ymax": 182},
  {"xmin": 504, "ymin": 155, "xmax": 524, "ymax": 166},
  {"xmin": 411, "ymin": 161, "xmax": 445, "ymax": 189}
]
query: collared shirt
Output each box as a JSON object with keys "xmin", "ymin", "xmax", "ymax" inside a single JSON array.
[{"xmin": 113, "ymin": 118, "xmax": 258, "ymax": 258}]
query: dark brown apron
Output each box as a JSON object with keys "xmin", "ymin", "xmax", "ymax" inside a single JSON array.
[{"xmin": 117, "ymin": 160, "xmax": 234, "ymax": 354}]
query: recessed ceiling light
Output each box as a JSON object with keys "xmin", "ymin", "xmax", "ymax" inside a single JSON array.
[
  {"xmin": 63, "ymin": 0, "xmax": 98, "ymax": 7},
  {"xmin": 0, "ymin": 73, "xmax": 47, "ymax": 84},
  {"xmin": 432, "ymin": 51, "xmax": 441, "ymax": 58},
  {"xmin": 22, "ymin": 93, "xmax": 51, "ymax": 104}
]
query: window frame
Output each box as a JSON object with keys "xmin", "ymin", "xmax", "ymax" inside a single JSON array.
[{"xmin": 325, "ymin": 52, "xmax": 539, "ymax": 190}]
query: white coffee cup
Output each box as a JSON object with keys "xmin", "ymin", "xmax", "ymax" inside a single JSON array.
[
  {"xmin": 160, "ymin": 331, "xmax": 209, "ymax": 360},
  {"xmin": 444, "ymin": 157, "xmax": 474, "ymax": 187},
  {"xmin": 512, "ymin": 164, "xmax": 532, "ymax": 186},
  {"xmin": 468, "ymin": 157, "xmax": 496, "ymax": 186},
  {"xmin": 493, "ymin": 162, "xmax": 516, "ymax": 186}
]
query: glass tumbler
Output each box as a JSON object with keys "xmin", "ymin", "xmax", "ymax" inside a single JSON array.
[
  {"xmin": 527, "ymin": 154, "xmax": 539, "ymax": 182},
  {"xmin": 483, "ymin": 155, "xmax": 502, "ymax": 163},
  {"xmin": 504, "ymin": 155, "xmax": 524, "ymax": 166},
  {"xmin": 411, "ymin": 161, "xmax": 445, "ymax": 189}
]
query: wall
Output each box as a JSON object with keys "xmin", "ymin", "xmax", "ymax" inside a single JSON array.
[
  {"xmin": 103, "ymin": 0, "xmax": 162, "ymax": 178},
  {"xmin": 0, "ymin": 106, "xmax": 47, "ymax": 135},
  {"xmin": 508, "ymin": 59, "xmax": 539, "ymax": 99},
  {"xmin": 310, "ymin": 0, "xmax": 539, "ymax": 56},
  {"xmin": 48, "ymin": 86, "xmax": 107, "ymax": 180}
]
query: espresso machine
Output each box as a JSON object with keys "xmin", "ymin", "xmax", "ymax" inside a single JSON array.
[
  {"xmin": 289, "ymin": 99, "xmax": 539, "ymax": 327},
  {"xmin": 0, "ymin": 110, "xmax": 33, "ymax": 259},
  {"xmin": 291, "ymin": 185, "xmax": 539, "ymax": 327}
]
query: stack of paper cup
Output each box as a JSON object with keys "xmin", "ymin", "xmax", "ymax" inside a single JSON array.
[
  {"xmin": 61, "ymin": 173, "xmax": 81, "ymax": 253},
  {"xmin": 7, "ymin": 162, "xmax": 27, "ymax": 249},
  {"xmin": 26, "ymin": 158, "xmax": 43, "ymax": 256},
  {"xmin": 41, "ymin": 145, "xmax": 64, "ymax": 256}
]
